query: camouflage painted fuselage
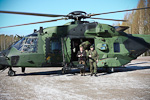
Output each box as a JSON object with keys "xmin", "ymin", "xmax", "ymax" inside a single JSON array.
[{"xmin": 0, "ymin": 21, "xmax": 150, "ymax": 68}]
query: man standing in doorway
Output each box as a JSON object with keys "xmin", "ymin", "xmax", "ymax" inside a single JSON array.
[
  {"xmin": 88, "ymin": 45, "xmax": 98, "ymax": 76},
  {"xmin": 77, "ymin": 45, "xmax": 86, "ymax": 76}
]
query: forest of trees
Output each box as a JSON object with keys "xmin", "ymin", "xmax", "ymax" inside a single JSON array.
[
  {"xmin": 0, "ymin": 34, "xmax": 19, "ymax": 51},
  {"xmin": 113, "ymin": 0, "xmax": 150, "ymax": 34},
  {"xmin": 113, "ymin": 0, "xmax": 150, "ymax": 56}
]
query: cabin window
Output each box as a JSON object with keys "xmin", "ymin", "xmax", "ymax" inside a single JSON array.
[
  {"xmin": 114, "ymin": 43, "xmax": 120, "ymax": 52},
  {"xmin": 51, "ymin": 39, "xmax": 61, "ymax": 53}
]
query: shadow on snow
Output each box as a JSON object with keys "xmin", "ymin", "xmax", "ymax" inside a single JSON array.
[{"xmin": 15, "ymin": 61, "xmax": 150, "ymax": 77}]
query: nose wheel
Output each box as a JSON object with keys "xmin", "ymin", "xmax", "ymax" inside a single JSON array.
[{"xmin": 8, "ymin": 67, "xmax": 16, "ymax": 76}]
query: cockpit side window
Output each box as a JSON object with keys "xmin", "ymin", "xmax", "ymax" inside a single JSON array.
[
  {"xmin": 13, "ymin": 38, "xmax": 25, "ymax": 50},
  {"xmin": 22, "ymin": 37, "xmax": 38, "ymax": 53},
  {"xmin": 13, "ymin": 36, "xmax": 38, "ymax": 53}
]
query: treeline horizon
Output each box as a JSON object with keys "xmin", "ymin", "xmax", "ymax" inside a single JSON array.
[
  {"xmin": 113, "ymin": 0, "xmax": 150, "ymax": 56},
  {"xmin": 113, "ymin": 0, "xmax": 150, "ymax": 35},
  {"xmin": 0, "ymin": 34, "xmax": 20, "ymax": 51}
]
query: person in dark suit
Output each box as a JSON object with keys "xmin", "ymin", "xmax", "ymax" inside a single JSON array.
[{"xmin": 77, "ymin": 45, "xmax": 86, "ymax": 76}]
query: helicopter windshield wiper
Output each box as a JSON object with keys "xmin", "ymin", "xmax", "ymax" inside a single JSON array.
[{"xmin": 16, "ymin": 34, "xmax": 23, "ymax": 39}]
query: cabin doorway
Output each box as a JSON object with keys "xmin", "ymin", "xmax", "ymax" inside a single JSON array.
[{"xmin": 71, "ymin": 38, "xmax": 94, "ymax": 61}]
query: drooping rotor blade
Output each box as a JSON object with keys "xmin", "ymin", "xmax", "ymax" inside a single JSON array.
[
  {"xmin": 0, "ymin": 18, "xmax": 65, "ymax": 29},
  {"xmin": 90, "ymin": 17, "xmax": 127, "ymax": 22},
  {"xmin": 0, "ymin": 10, "xmax": 66, "ymax": 17},
  {"xmin": 90, "ymin": 7, "xmax": 150, "ymax": 16}
]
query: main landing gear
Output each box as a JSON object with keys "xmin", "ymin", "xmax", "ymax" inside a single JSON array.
[
  {"xmin": 21, "ymin": 67, "xmax": 26, "ymax": 73},
  {"xmin": 61, "ymin": 63, "xmax": 74, "ymax": 74},
  {"xmin": 106, "ymin": 67, "xmax": 114, "ymax": 73},
  {"xmin": 62, "ymin": 64, "xmax": 71, "ymax": 74}
]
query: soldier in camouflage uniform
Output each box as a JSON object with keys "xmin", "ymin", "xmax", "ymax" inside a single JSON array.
[{"xmin": 88, "ymin": 45, "xmax": 98, "ymax": 76}]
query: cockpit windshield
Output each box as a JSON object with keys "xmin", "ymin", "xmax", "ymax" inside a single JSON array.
[{"xmin": 12, "ymin": 34, "xmax": 38, "ymax": 53}]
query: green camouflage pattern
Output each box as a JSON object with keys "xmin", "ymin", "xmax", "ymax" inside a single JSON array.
[{"xmin": 0, "ymin": 21, "xmax": 150, "ymax": 69}]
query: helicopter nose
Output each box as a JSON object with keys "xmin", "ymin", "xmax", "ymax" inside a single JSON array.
[
  {"xmin": 0, "ymin": 53, "xmax": 5, "ymax": 70},
  {"xmin": 0, "ymin": 52, "xmax": 3, "ymax": 61},
  {"xmin": 0, "ymin": 52, "xmax": 9, "ymax": 70},
  {"xmin": 0, "ymin": 64, "xmax": 5, "ymax": 70}
]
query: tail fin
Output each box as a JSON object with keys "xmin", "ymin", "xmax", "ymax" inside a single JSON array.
[
  {"xmin": 132, "ymin": 34, "xmax": 150, "ymax": 49},
  {"xmin": 124, "ymin": 34, "xmax": 150, "ymax": 58}
]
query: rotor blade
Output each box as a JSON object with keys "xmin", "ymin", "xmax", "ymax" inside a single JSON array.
[
  {"xmin": 0, "ymin": 18, "xmax": 65, "ymax": 29},
  {"xmin": 90, "ymin": 7, "xmax": 150, "ymax": 16},
  {"xmin": 0, "ymin": 10, "xmax": 66, "ymax": 17},
  {"xmin": 90, "ymin": 17, "xmax": 127, "ymax": 22}
]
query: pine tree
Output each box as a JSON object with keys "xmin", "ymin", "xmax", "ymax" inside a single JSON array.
[{"xmin": 145, "ymin": 0, "xmax": 150, "ymax": 34}]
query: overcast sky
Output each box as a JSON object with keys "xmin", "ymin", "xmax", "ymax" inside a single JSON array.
[{"xmin": 0, "ymin": 0, "xmax": 139, "ymax": 36}]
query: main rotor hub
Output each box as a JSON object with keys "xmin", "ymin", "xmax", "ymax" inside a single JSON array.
[{"xmin": 67, "ymin": 11, "xmax": 90, "ymax": 21}]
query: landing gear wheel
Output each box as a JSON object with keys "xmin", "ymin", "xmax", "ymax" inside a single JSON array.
[
  {"xmin": 106, "ymin": 67, "xmax": 114, "ymax": 73},
  {"xmin": 61, "ymin": 67, "xmax": 66, "ymax": 74},
  {"xmin": 61, "ymin": 63, "xmax": 71, "ymax": 74},
  {"xmin": 8, "ymin": 69, "xmax": 15, "ymax": 76}
]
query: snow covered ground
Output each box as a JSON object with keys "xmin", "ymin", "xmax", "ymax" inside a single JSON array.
[{"xmin": 0, "ymin": 57, "xmax": 150, "ymax": 100}]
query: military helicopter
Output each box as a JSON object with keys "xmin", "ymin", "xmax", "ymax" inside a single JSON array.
[{"xmin": 0, "ymin": 7, "xmax": 150, "ymax": 76}]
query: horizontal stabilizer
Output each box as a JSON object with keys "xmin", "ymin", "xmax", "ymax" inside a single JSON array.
[{"xmin": 114, "ymin": 26, "xmax": 129, "ymax": 32}]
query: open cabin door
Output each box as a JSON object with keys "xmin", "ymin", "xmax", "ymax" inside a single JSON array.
[{"xmin": 61, "ymin": 37, "xmax": 71, "ymax": 64}]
